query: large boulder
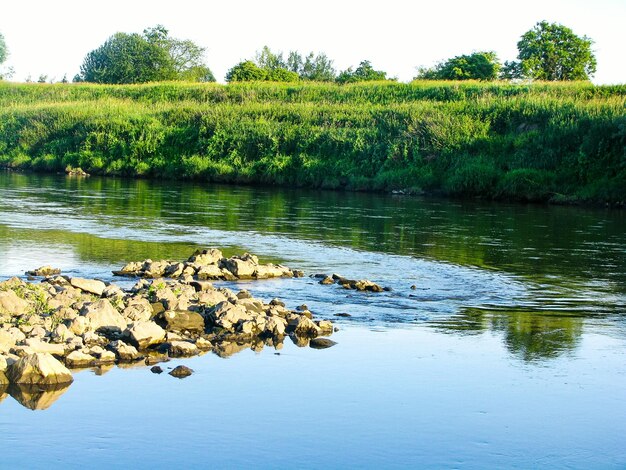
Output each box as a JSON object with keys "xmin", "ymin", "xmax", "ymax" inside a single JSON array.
[
  {"xmin": 65, "ymin": 350, "xmax": 96, "ymax": 368},
  {"xmin": 209, "ymin": 301, "xmax": 252, "ymax": 331},
  {"xmin": 123, "ymin": 298, "xmax": 154, "ymax": 322},
  {"xmin": 221, "ymin": 254, "xmax": 258, "ymax": 278},
  {"xmin": 196, "ymin": 264, "xmax": 224, "ymax": 280},
  {"xmin": 188, "ymin": 248, "xmax": 223, "ymax": 266},
  {"xmin": 6, "ymin": 353, "xmax": 74, "ymax": 385},
  {"xmin": 168, "ymin": 341, "xmax": 199, "ymax": 357},
  {"xmin": 70, "ymin": 277, "xmax": 106, "ymax": 296},
  {"xmin": 23, "ymin": 339, "xmax": 66, "ymax": 356},
  {"xmin": 0, "ymin": 290, "xmax": 30, "ymax": 316},
  {"xmin": 159, "ymin": 310, "xmax": 205, "ymax": 333},
  {"xmin": 81, "ymin": 299, "xmax": 127, "ymax": 333},
  {"xmin": 125, "ymin": 321, "xmax": 166, "ymax": 349}
]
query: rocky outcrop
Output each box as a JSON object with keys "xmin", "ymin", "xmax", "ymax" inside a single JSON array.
[
  {"xmin": 316, "ymin": 273, "xmax": 386, "ymax": 292},
  {"xmin": 113, "ymin": 248, "xmax": 299, "ymax": 281},
  {"xmin": 25, "ymin": 266, "xmax": 61, "ymax": 277},
  {"xmin": 0, "ymin": 249, "xmax": 335, "ymax": 394}
]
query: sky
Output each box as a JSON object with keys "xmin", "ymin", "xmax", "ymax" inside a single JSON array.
[{"xmin": 0, "ymin": 0, "xmax": 624, "ymax": 84}]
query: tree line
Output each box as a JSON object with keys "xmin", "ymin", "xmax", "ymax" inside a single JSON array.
[{"xmin": 0, "ymin": 21, "xmax": 598, "ymax": 84}]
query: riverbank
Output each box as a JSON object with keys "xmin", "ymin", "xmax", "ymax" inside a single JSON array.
[{"xmin": 0, "ymin": 80, "xmax": 624, "ymax": 204}]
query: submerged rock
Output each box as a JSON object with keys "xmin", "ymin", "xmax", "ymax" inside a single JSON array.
[{"xmin": 310, "ymin": 338, "xmax": 337, "ymax": 349}]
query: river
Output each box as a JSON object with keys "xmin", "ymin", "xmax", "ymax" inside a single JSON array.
[{"xmin": 1, "ymin": 172, "xmax": 625, "ymax": 468}]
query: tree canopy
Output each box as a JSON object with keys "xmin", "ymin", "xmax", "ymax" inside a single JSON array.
[
  {"xmin": 226, "ymin": 46, "xmax": 335, "ymax": 82},
  {"xmin": 514, "ymin": 21, "xmax": 596, "ymax": 81},
  {"xmin": 0, "ymin": 32, "xmax": 7, "ymax": 66},
  {"xmin": 78, "ymin": 25, "xmax": 215, "ymax": 84},
  {"xmin": 415, "ymin": 52, "xmax": 501, "ymax": 81},
  {"xmin": 336, "ymin": 60, "xmax": 389, "ymax": 84}
]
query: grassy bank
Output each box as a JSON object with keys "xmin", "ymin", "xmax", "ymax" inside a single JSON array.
[{"xmin": 0, "ymin": 80, "xmax": 624, "ymax": 203}]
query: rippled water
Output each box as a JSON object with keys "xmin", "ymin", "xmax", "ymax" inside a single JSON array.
[{"xmin": 1, "ymin": 172, "xmax": 625, "ymax": 468}]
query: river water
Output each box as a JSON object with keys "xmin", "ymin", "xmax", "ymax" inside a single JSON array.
[{"xmin": 0, "ymin": 172, "xmax": 625, "ymax": 468}]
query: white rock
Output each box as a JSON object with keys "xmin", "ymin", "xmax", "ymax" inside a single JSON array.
[
  {"xmin": 70, "ymin": 277, "xmax": 106, "ymax": 296},
  {"xmin": 0, "ymin": 290, "xmax": 30, "ymax": 316},
  {"xmin": 6, "ymin": 352, "xmax": 74, "ymax": 385},
  {"xmin": 125, "ymin": 321, "xmax": 166, "ymax": 349},
  {"xmin": 81, "ymin": 299, "xmax": 127, "ymax": 333}
]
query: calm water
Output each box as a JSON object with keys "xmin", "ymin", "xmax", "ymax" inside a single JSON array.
[{"xmin": 0, "ymin": 172, "xmax": 625, "ymax": 468}]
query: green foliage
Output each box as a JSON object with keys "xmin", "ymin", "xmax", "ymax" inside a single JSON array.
[
  {"xmin": 417, "ymin": 52, "xmax": 501, "ymax": 81},
  {"xmin": 226, "ymin": 61, "xmax": 268, "ymax": 82},
  {"xmin": 336, "ymin": 60, "xmax": 388, "ymax": 84},
  {"xmin": 79, "ymin": 25, "xmax": 214, "ymax": 84},
  {"xmin": 0, "ymin": 80, "xmax": 623, "ymax": 204},
  {"xmin": 517, "ymin": 21, "xmax": 597, "ymax": 81},
  {"xmin": 0, "ymin": 32, "xmax": 6, "ymax": 65}
]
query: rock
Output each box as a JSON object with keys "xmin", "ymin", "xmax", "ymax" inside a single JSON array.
[
  {"xmin": 159, "ymin": 310, "xmax": 205, "ymax": 333},
  {"xmin": 410, "ymin": 285, "xmax": 417, "ymax": 290},
  {"xmin": 188, "ymin": 248, "xmax": 223, "ymax": 266},
  {"xmin": 25, "ymin": 266, "xmax": 61, "ymax": 276},
  {"xmin": 0, "ymin": 290, "xmax": 30, "ymax": 316},
  {"xmin": 221, "ymin": 254, "xmax": 258, "ymax": 278},
  {"xmin": 0, "ymin": 355, "xmax": 7, "ymax": 372},
  {"xmin": 81, "ymin": 299, "xmax": 127, "ymax": 333},
  {"xmin": 353, "ymin": 280, "xmax": 384, "ymax": 292},
  {"xmin": 310, "ymin": 338, "xmax": 337, "ymax": 349},
  {"xmin": 319, "ymin": 276, "xmax": 335, "ymax": 285},
  {"xmin": 50, "ymin": 324, "xmax": 73, "ymax": 343},
  {"xmin": 168, "ymin": 341, "xmax": 199, "ymax": 357},
  {"xmin": 125, "ymin": 321, "xmax": 166, "ymax": 349},
  {"xmin": 209, "ymin": 301, "xmax": 252, "ymax": 331},
  {"xmin": 292, "ymin": 270, "xmax": 305, "ymax": 278},
  {"xmin": 189, "ymin": 280, "xmax": 214, "ymax": 292},
  {"xmin": 290, "ymin": 316, "xmax": 321, "ymax": 337},
  {"xmin": 0, "ymin": 330, "xmax": 17, "ymax": 354},
  {"xmin": 108, "ymin": 340, "xmax": 142, "ymax": 362},
  {"xmin": 144, "ymin": 352, "xmax": 169, "ymax": 365},
  {"xmin": 70, "ymin": 277, "xmax": 106, "ymax": 296},
  {"xmin": 65, "ymin": 350, "xmax": 96, "ymax": 368},
  {"xmin": 196, "ymin": 264, "xmax": 224, "ymax": 280},
  {"xmin": 98, "ymin": 351, "xmax": 117, "ymax": 363},
  {"xmin": 165, "ymin": 262, "xmax": 185, "ymax": 278},
  {"xmin": 334, "ymin": 312, "xmax": 352, "ymax": 317},
  {"xmin": 68, "ymin": 316, "xmax": 88, "ymax": 336},
  {"xmin": 254, "ymin": 264, "xmax": 292, "ymax": 279},
  {"xmin": 195, "ymin": 337, "xmax": 213, "ymax": 350},
  {"xmin": 197, "ymin": 290, "xmax": 229, "ymax": 307},
  {"xmin": 265, "ymin": 315, "xmax": 287, "ymax": 336},
  {"xmin": 151, "ymin": 302, "xmax": 166, "ymax": 316},
  {"xmin": 124, "ymin": 321, "xmax": 165, "ymax": 349},
  {"xmin": 24, "ymin": 339, "xmax": 66, "ymax": 356},
  {"xmin": 150, "ymin": 365, "xmax": 163, "ymax": 374},
  {"xmin": 0, "ymin": 371, "xmax": 8, "ymax": 385},
  {"xmin": 269, "ymin": 298, "xmax": 285, "ymax": 307},
  {"xmin": 169, "ymin": 365, "xmax": 193, "ymax": 378},
  {"xmin": 317, "ymin": 320, "xmax": 334, "ymax": 334},
  {"xmin": 102, "ymin": 284, "xmax": 125, "ymax": 298},
  {"xmin": 6, "ymin": 353, "xmax": 74, "ymax": 385}
]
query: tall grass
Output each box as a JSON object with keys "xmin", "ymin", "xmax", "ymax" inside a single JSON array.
[{"xmin": 0, "ymin": 81, "xmax": 624, "ymax": 203}]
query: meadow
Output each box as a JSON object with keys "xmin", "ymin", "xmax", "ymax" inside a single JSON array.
[{"xmin": 0, "ymin": 80, "xmax": 624, "ymax": 203}]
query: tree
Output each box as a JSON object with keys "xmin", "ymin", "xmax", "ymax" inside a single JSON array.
[
  {"xmin": 288, "ymin": 51, "xmax": 336, "ymax": 81},
  {"xmin": 515, "ymin": 21, "xmax": 596, "ymax": 81},
  {"xmin": 78, "ymin": 25, "xmax": 215, "ymax": 84},
  {"xmin": 500, "ymin": 60, "xmax": 523, "ymax": 80},
  {"xmin": 415, "ymin": 52, "xmax": 501, "ymax": 81},
  {"xmin": 225, "ymin": 60, "xmax": 267, "ymax": 82},
  {"xmin": 336, "ymin": 60, "xmax": 388, "ymax": 84},
  {"xmin": 0, "ymin": 32, "xmax": 7, "ymax": 66}
]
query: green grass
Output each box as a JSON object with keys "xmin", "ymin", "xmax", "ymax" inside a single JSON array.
[{"xmin": 0, "ymin": 80, "xmax": 624, "ymax": 203}]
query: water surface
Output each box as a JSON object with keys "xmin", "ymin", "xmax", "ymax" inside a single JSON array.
[{"xmin": 1, "ymin": 172, "xmax": 625, "ymax": 468}]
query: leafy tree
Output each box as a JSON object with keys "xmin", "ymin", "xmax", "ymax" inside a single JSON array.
[
  {"xmin": 78, "ymin": 25, "xmax": 215, "ymax": 84},
  {"xmin": 515, "ymin": 21, "xmax": 596, "ymax": 80},
  {"xmin": 288, "ymin": 51, "xmax": 336, "ymax": 81},
  {"xmin": 336, "ymin": 60, "xmax": 388, "ymax": 84},
  {"xmin": 415, "ymin": 52, "xmax": 501, "ymax": 81},
  {"xmin": 0, "ymin": 32, "xmax": 7, "ymax": 66},
  {"xmin": 225, "ymin": 60, "xmax": 267, "ymax": 82},
  {"xmin": 500, "ymin": 60, "xmax": 524, "ymax": 80},
  {"xmin": 266, "ymin": 68, "xmax": 299, "ymax": 82},
  {"xmin": 255, "ymin": 46, "xmax": 286, "ymax": 71}
]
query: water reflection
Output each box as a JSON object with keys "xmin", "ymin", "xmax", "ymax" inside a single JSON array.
[
  {"xmin": 6, "ymin": 383, "xmax": 71, "ymax": 410},
  {"xmin": 431, "ymin": 307, "xmax": 583, "ymax": 362},
  {"xmin": 0, "ymin": 171, "xmax": 624, "ymax": 365}
]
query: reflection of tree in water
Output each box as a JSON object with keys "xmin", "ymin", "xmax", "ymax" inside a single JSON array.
[{"xmin": 431, "ymin": 307, "xmax": 583, "ymax": 362}]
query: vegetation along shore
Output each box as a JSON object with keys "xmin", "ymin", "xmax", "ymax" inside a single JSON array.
[{"xmin": 0, "ymin": 80, "xmax": 624, "ymax": 204}]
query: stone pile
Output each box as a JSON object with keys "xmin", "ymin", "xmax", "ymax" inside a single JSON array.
[
  {"xmin": 315, "ymin": 273, "xmax": 387, "ymax": 292},
  {"xmin": 113, "ymin": 248, "xmax": 304, "ymax": 281},
  {"xmin": 0, "ymin": 250, "xmax": 334, "ymax": 386}
]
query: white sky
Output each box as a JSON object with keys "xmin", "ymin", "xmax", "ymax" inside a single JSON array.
[{"xmin": 1, "ymin": 0, "xmax": 624, "ymax": 84}]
